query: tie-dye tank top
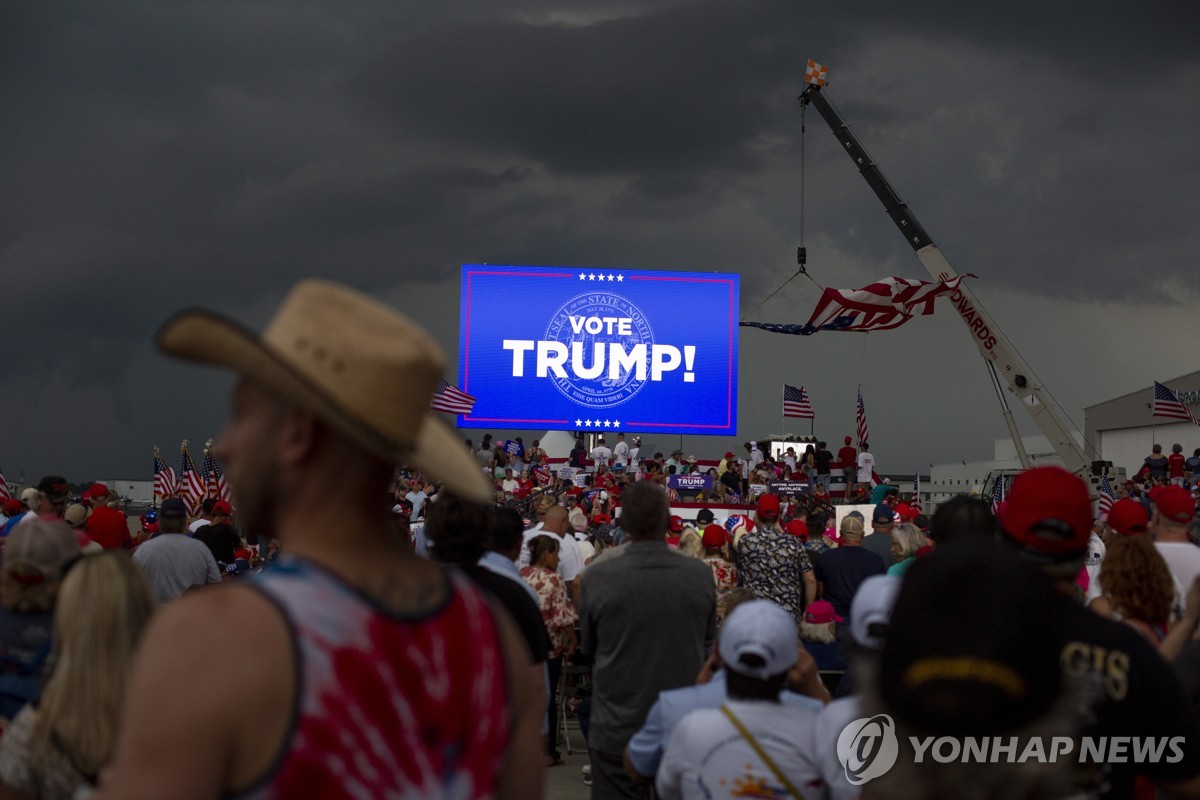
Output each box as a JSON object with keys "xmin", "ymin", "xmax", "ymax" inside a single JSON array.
[{"xmin": 233, "ymin": 557, "xmax": 511, "ymax": 800}]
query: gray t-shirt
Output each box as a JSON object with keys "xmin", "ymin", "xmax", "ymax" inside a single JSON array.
[
  {"xmin": 133, "ymin": 534, "xmax": 222, "ymax": 603},
  {"xmin": 861, "ymin": 530, "xmax": 894, "ymax": 567},
  {"xmin": 579, "ymin": 540, "xmax": 716, "ymax": 755}
]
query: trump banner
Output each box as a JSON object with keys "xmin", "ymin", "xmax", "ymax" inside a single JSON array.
[{"xmin": 457, "ymin": 265, "xmax": 739, "ymax": 434}]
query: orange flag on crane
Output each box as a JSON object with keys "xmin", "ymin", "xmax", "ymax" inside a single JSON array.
[{"xmin": 805, "ymin": 59, "xmax": 828, "ymax": 86}]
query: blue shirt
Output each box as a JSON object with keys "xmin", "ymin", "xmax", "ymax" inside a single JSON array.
[
  {"xmin": 477, "ymin": 551, "xmax": 539, "ymax": 603},
  {"xmin": 625, "ymin": 670, "xmax": 824, "ymax": 777}
]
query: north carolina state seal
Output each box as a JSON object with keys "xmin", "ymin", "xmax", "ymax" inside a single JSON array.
[{"xmin": 544, "ymin": 292, "xmax": 655, "ymax": 409}]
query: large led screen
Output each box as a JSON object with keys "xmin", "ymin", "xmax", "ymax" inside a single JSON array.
[{"xmin": 457, "ymin": 264, "xmax": 739, "ymax": 434}]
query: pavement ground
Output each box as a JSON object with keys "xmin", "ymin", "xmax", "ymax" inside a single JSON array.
[{"xmin": 544, "ymin": 716, "xmax": 593, "ymax": 800}]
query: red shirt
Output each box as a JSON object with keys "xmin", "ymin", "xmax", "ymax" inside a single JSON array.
[
  {"xmin": 85, "ymin": 506, "xmax": 134, "ymax": 550},
  {"xmin": 837, "ymin": 445, "xmax": 857, "ymax": 469},
  {"xmin": 1169, "ymin": 453, "xmax": 1187, "ymax": 478}
]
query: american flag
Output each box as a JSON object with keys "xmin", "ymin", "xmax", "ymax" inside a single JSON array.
[
  {"xmin": 740, "ymin": 275, "xmax": 972, "ymax": 337},
  {"xmin": 990, "ymin": 474, "xmax": 1006, "ymax": 514},
  {"xmin": 179, "ymin": 442, "xmax": 206, "ymax": 515},
  {"xmin": 856, "ymin": 385, "xmax": 870, "ymax": 449},
  {"xmin": 783, "ymin": 384, "xmax": 815, "ymax": 419},
  {"xmin": 203, "ymin": 443, "xmax": 231, "ymax": 502},
  {"xmin": 1097, "ymin": 474, "xmax": 1115, "ymax": 518},
  {"xmin": 153, "ymin": 446, "xmax": 177, "ymax": 503},
  {"xmin": 1153, "ymin": 381, "xmax": 1200, "ymax": 426},
  {"xmin": 431, "ymin": 380, "xmax": 476, "ymax": 415},
  {"xmin": 911, "ymin": 470, "xmax": 922, "ymax": 512},
  {"xmin": 0, "ymin": 468, "xmax": 10, "ymax": 503}
]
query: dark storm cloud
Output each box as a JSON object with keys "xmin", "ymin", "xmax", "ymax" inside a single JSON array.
[
  {"xmin": 2, "ymin": 0, "xmax": 1198, "ymax": 480},
  {"xmin": 350, "ymin": 1, "xmax": 804, "ymax": 178}
]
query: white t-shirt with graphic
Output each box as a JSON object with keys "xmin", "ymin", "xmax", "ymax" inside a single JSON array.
[
  {"xmin": 856, "ymin": 451, "xmax": 876, "ymax": 483},
  {"xmin": 657, "ymin": 699, "xmax": 822, "ymax": 800}
]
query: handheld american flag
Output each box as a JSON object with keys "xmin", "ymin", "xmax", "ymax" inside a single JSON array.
[
  {"xmin": 783, "ymin": 384, "xmax": 815, "ymax": 420},
  {"xmin": 431, "ymin": 380, "xmax": 476, "ymax": 415},
  {"xmin": 179, "ymin": 441, "xmax": 206, "ymax": 515},
  {"xmin": 153, "ymin": 446, "xmax": 177, "ymax": 503},
  {"xmin": 1097, "ymin": 474, "xmax": 1114, "ymax": 518},
  {"xmin": 1153, "ymin": 382, "xmax": 1199, "ymax": 426},
  {"xmin": 805, "ymin": 59, "xmax": 829, "ymax": 87},
  {"xmin": 911, "ymin": 470, "xmax": 922, "ymax": 512},
  {"xmin": 203, "ymin": 439, "xmax": 231, "ymax": 502},
  {"xmin": 0, "ymin": 468, "xmax": 10, "ymax": 503},
  {"xmin": 856, "ymin": 385, "xmax": 869, "ymax": 449},
  {"xmin": 991, "ymin": 474, "xmax": 1006, "ymax": 514}
]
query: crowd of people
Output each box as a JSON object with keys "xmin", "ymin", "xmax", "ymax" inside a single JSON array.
[
  {"xmin": 463, "ymin": 433, "xmax": 883, "ymax": 514},
  {"xmin": 1, "ymin": 278, "xmax": 1200, "ymax": 799}
]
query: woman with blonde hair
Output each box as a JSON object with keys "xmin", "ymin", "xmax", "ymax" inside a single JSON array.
[
  {"xmin": 887, "ymin": 523, "xmax": 929, "ymax": 577},
  {"xmin": 0, "ymin": 551, "xmax": 156, "ymax": 799}
]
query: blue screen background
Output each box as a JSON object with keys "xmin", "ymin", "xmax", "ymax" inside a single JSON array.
[{"xmin": 457, "ymin": 264, "xmax": 739, "ymax": 435}]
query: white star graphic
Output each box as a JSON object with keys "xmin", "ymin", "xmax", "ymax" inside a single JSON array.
[
  {"xmin": 612, "ymin": 420, "xmax": 620, "ymax": 428},
  {"xmin": 603, "ymin": 420, "xmax": 611, "ymax": 428},
  {"xmin": 575, "ymin": 419, "xmax": 583, "ymax": 427},
  {"xmin": 583, "ymin": 419, "xmax": 591, "ymax": 427},
  {"xmin": 579, "ymin": 273, "xmax": 586, "ymax": 280},
  {"xmin": 588, "ymin": 273, "xmax": 596, "ymax": 280},
  {"xmin": 616, "ymin": 274, "xmax": 624, "ymax": 282}
]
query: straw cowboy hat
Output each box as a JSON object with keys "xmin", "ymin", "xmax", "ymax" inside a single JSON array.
[{"xmin": 156, "ymin": 280, "xmax": 491, "ymax": 503}]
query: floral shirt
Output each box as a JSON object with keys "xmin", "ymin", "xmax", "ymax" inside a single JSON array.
[
  {"xmin": 734, "ymin": 528, "xmax": 813, "ymax": 624},
  {"xmin": 520, "ymin": 565, "xmax": 578, "ymax": 659},
  {"xmin": 702, "ymin": 555, "xmax": 739, "ymax": 624}
]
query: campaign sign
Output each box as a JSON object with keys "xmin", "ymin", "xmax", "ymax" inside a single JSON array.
[
  {"xmin": 668, "ymin": 475, "xmax": 713, "ymax": 492},
  {"xmin": 769, "ymin": 480, "xmax": 811, "ymax": 497},
  {"xmin": 457, "ymin": 265, "xmax": 739, "ymax": 434}
]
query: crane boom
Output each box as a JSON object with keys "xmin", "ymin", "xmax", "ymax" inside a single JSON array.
[{"xmin": 799, "ymin": 83, "xmax": 1098, "ymax": 477}]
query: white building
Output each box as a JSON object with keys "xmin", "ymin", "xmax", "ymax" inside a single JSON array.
[
  {"xmin": 927, "ymin": 434, "xmax": 1080, "ymax": 505},
  {"xmin": 1084, "ymin": 370, "xmax": 1200, "ymax": 475}
]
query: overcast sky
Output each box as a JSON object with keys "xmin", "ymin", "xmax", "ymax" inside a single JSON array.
[{"xmin": 3, "ymin": 1, "xmax": 1198, "ymax": 485}]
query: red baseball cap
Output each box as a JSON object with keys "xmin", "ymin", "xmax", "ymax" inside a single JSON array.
[
  {"xmin": 1106, "ymin": 498, "xmax": 1149, "ymax": 536},
  {"xmin": 756, "ymin": 494, "xmax": 781, "ymax": 520},
  {"xmin": 669, "ymin": 514, "xmax": 684, "ymax": 533},
  {"xmin": 213, "ymin": 500, "xmax": 233, "ymax": 516},
  {"xmin": 1153, "ymin": 485, "xmax": 1196, "ymax": 524},
  {"xmin": 85, "ymin": 483, "xmax": 111, "ymax": 500},
  {"xmin": 702, "ymin": 524, "xmax": 727, "ymax": 549},
  {"xmin": 724, "ymin": 451, "xmax": 735, "ymax": 459},
  {"xmin": 785, "ymin": 519, "xmax": 807, "ymax": 538},
  {"xmin": 999, "ymin": 466, "xmax": 1092, "ymax": 556},
  {"xmin": 844, "ymin": 436, "xmax": 852, "ymax": 444}
]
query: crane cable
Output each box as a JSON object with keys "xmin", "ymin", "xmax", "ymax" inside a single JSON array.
[{"xmin": 741, "ymin": 101, "xmax": 824, "ymax": 322}]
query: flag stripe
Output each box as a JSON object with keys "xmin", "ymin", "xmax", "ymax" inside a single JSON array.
[
  {"xmin": 782, "ymin": 384, "xmax": 815, "ymax": 419},
  {"xmin": 1153, "ymin": 381, "xmax": 1200, "ymax": 426},
  {"xmin": 1098, "ymin": 474, "xmax": 1114, "ymax": 517},
  {"xmin": 856, "ymin": 385, "xmax": 869, "ymax": 449},
  {"xmin": 432, "ymin": 379, "xmax": 477, "ymax": 414},
  {"xmin": 180, "ymin": 446, "xmax": 205, "ymax": 515}
]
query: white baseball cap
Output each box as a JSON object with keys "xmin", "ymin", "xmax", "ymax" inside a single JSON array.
[
  {"xmin": 850, "ymin": 575, "xmax": 902, "ymax": 650},
  {"xmin": 719, "ymin": 600, "xmax": 798, "ymax": 680}
]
